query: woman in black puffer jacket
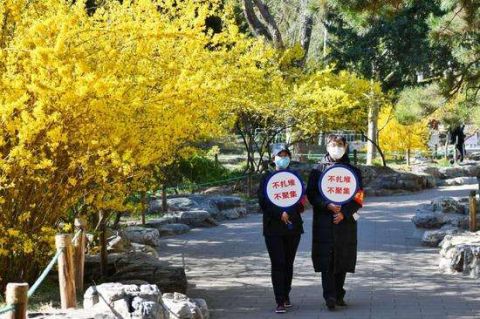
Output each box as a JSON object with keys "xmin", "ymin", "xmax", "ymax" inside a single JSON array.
[{"xmin": 307, "ymin": 134, "xmax": 364, "ymax": 311}]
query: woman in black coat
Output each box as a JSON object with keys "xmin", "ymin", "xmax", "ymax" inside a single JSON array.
[
  {"xmin": 306, "ymin": 134, "xmax": 364, "ymax": 311},
  {"xmin": 258, "ymin": 147, "xmax": 305, "ymax": 314}
]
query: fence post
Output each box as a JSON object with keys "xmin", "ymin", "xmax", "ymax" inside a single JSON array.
[
  {"xmin": 353, "ymin": 150, "xmax": 358, "ymax": 165},
  {"xmin": 55, "ymin": 234, "xmax": 76, "ymax": 309},
  {"xmin": 73, "ymin": 218, "xmax": 86, "ymax": 294},
  {"xmin": 470, "ymin": 190, "xmax": 478, "ymax": 232},
  {"xmin": 5, "ymin": 283, "xmax": 28, "ymax": 319}
]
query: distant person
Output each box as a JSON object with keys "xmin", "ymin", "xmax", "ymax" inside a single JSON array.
[
  {"xmin": 257, "ymin": 147, "xmax": 306, "ymax": 314},
  {"xmin": 306, "ymin": 134, "xmax": 364, "ymax": 311},
  {"xmin": 450, "ymin": 125, "xmax": 466, "ymax": 163}
]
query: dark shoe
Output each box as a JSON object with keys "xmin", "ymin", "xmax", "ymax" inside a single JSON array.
[
  {"xmin": 336, "ymin": 299, "xmax": 347, "ymax": 307},
  {"xmin": 326, "ymin": 298, "xmax": 336, "ymax": 311},
  {"xmin": 275, "ymin": 304, "xmax": 286, "ymax": 313},
  {"xmin": 284, "ymin": 298, "xmax": 292, "ymax": 308}
]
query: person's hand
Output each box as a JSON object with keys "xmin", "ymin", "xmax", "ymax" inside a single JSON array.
[
  {"xmin": 327, "ymin": 203, "xmax": 341, "ymax": 214},
  {"xmin": 281, "ymin": 212, "xmax": 291, "ymax": 224},
  {"xmin": 333, "ymin": 212, "xmax": 344, "ymax": 224}
]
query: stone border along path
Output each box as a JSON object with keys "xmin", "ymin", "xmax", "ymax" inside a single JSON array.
[{"xmin": 161, "ymin": 184, "xmax": 480, "ymax": 319}]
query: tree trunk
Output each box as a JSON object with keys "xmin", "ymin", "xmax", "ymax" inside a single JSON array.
[
  {"xmin": 444, "ymin": 132, "xmax": 449, "ymax": 161},
  {"xmin": 298, "ymin": 0, "xmax": 313, "ymax": 67},
  {"xmin": 141, "ymin": 192, "xmax": 146, "ymax": 225},
  {"xmin": 366, "ymin": 102, "xmax": 379, "ymax": 165},
  {"xmin": 242, "ymin": 0, "xmax": 272, "ymax": 41},
  {"xmin": 161, "ymin": 185, "xmax": 167, "ymax": 213},
  {"xmin": 251, "ymin": 0, "xmax": 284, "ymax": 48},
  {"xmin": 99, "ymin": 211, "xmax": 108, "ymax": 278},
  {"xmin": 362, "ymin": 132, "xmax": 386, "ymax": 167}
]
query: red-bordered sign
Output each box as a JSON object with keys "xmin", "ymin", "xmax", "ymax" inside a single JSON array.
[
  {"xmin": 319, "ymin": 164, "xmax": 359, "ymax": 205},
  {"xmin": 265, "ymin": 170, "xmax": 304, "ymax": 208}
]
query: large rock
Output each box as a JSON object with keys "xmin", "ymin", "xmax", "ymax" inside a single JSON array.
[
  {"xmin": 168, "ymin": 195, "xmax": 247, "ymax": 221},
  {"xmin": 412, "ymin": 209, "xmax": 470, "ymax": 229},
  {"xmin": 149, "ymin": 195, "xmax": 247, "ymax": 223},
  {"xmin": 28, "ymin": 286, "xmax": 209, "ymax": 319},
  {"xmin": 83, "ymin": 283, "xmax": 164, "ymax": 319},
  {"xmin": 439, "ymin": 232, "xmax": 480, "ymax": 278},
  {"xmin": 107, "ymin": 231, "xmax": 132, "ymax": 253},
  {"xmin": 412, "ymin": 197, "xmax": 474, "ymax": 230},
  {"xmin": 412, "ymin": 210, "xmax": 445, "ymax": 229},
  {"xmin": 158, "ymin": 224, "xmax": 191, "ymax": 237},
  {"xmin": 166, "ymin": 197, "xmax": 198, "ymax": 211},
  {"xmin": 163, "ymin": 210, "xmax": 219, "ymax": 227},
  {"xmin": 131, "ymin": 242, "xmax": 160, "ymax": 257},
  {"xmin": 162, "ymin": 292, "xmax": 209, "ymax": 319},
  {"xmin": 358, "ymin": 165, "xmax": 431, "ymax": 196},
  {"xmin": 441, "ymin": 176, "xmax": 478, "ymax": 186},
  {"xmin": 431, "ymin": 197, "xmax": 465, "ymax": 214},
  {"xmin": 146, "ymin": 217, "xmax": 178, "ymax": 228},
  {"xmin": 85, "ymin": 253, "xmax": 188, "ymax": 294},
  {"xmin": 124, "ymin": 226, "xmax": 163, "ymax": 247},
  {"xmin": 411, "ymin": 165, "xmax": 442, "ymax": 178},
  {"xmin": 422, "ymin": 226, "xmax": 462, "ymax": 247},
  {"xmin": 438, "ymin": 165, "xmax": 480, "ymax": 179}
]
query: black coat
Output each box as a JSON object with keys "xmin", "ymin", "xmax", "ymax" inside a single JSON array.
[
  {"xmin": 307, "ymin": 155, "xmax": 363, "ymax": 273},
  {"xmin": 258, "ymin": 169, "xmax": 305, "ymax": 236}
]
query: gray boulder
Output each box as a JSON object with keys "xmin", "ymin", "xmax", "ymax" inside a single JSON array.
[
  {"xmin": 442, "ymin": 176, "xmax": 478, "ymax": 186},
  {"xmin": 411, "ymin": 165, "xmax": 441, "ymax": 178},
  {"xmin": 412, "ymin": 210, "xmax": 445, "ymax": 229},
  {"xmin": 438, "ymin": 165, "xmax": 480, "ymax": 179},
  {"xmin": 422, "ymin": 226, "xmax": 462, "ymax": 247},
  {"xmin": 85, "ymin": 253, "xmax": 187, "ymax": 294},
  {"xmin": 431, "ymin": 197, "xmax": 465, "ymax": 214},
  {"xmin": 439, "ymin": 232, "xmax": 480, "ymax": 278},
  {"xmin": 158, "ymin": 224, "xmax": 191, "ymax": 237},
  {"xmin": 124, "ymin": 226, "xmax": 162, "ymax": 247},
  {"xmin": 107, "ymin": 231, "xmax": 132, "ymax": 253},
  {"xmin": 149, "ymin": 195, "xmax": 247, "ymax": 224},
  {"xmin": 162, "ymin": 292, "xmax": 209, "ymax": 319},
  {"xmin": 169, "ymin": 195, "xmax": 247, "ymax": 221},
  {"xmin": 167, "ymin": 197, "xmax": 198, "ymax": 211},
  {"xmin": 146, "ymin": 217, "xmax": 178, "ymax": 228},
  {"xmin": 131, "ymin": 242, "xmax": 160, "ymax": 257},
  {"xmin": 163, "ymin": 210, "xmax": 219, "ymax": 227},
  {"xmin": 83, "ymin": 283, "xmax": 164, "ymax": 319}
]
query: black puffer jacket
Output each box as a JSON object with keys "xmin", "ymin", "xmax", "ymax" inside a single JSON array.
[
  {"xmin": 258, "ymin": 169, "xmax": 305, "ymax": 236},
  {"xmin": 307, "ymin": 154, "xmax": 363, "ymax": 273}
]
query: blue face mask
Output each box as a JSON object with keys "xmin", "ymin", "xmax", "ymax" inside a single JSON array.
[{"xmin": 274, "ymin": 156, "xmax": 290, "ymax": 169}]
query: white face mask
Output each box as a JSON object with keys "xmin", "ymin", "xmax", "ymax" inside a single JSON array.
[{"xmin": 327, "ymin": 146, "xmax": 346, "ymax": 160}]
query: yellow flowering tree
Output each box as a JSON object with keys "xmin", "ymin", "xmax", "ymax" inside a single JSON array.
[
  {"xmin": 378, "ymin": 107, "xmax": 429, "ymax": 165},
  {"xmin": 0, "ymin": 0, "xmax": 252, "ymax": 288}
]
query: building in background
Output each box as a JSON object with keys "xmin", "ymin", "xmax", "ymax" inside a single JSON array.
[{"xmin": 465, "ymin": 131, "xmax": 480, "ymax": 153}]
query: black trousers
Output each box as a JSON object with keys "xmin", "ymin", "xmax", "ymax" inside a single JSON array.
[
  {"xmin": 321, "ymin": 251, "xmax": 347, "ymax": 301},
  {"xmin": 265, "ymin": 234, "xmax": 301, "ymax": 304},
  {"xmin": 456, "ymin": 143, "xmax": 465, "ymax": 161}
]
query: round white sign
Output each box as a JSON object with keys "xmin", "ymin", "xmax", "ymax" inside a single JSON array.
[
  {"xmin": 319, "ymin": 164, "xmax": 359, "ymax": 204},
  {"xmin": 265, "ymin": 170, "xmax": 304, "ymax": 208}
]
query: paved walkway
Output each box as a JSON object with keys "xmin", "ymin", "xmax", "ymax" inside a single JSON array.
[{"xmin": 161, "ymin": 184, "xmax": 480, "ymax": 319}]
